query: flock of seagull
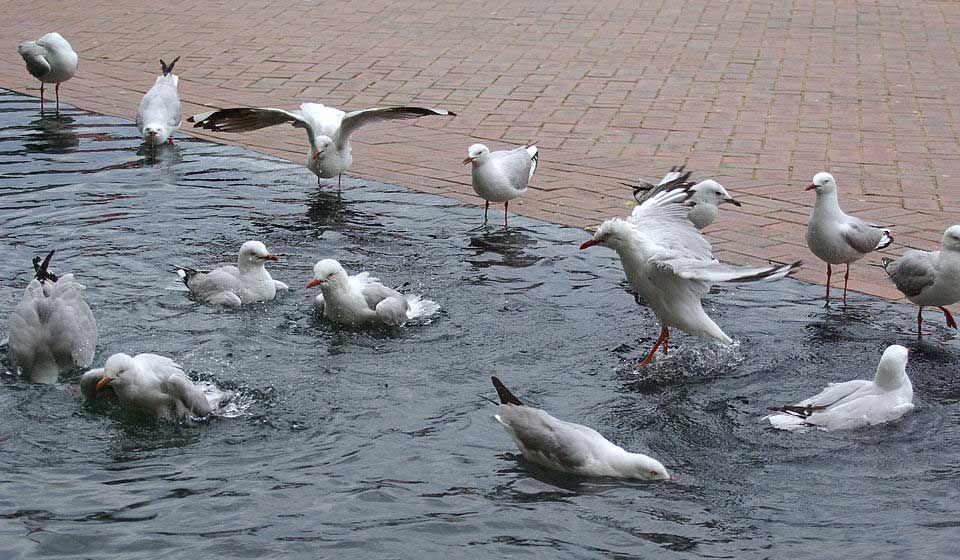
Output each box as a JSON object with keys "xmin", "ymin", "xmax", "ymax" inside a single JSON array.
[{"xmin": 7, "ymin": 32, "xmax": 957, "ymax": 481}]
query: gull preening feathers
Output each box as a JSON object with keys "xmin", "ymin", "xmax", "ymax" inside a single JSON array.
[
  {"xmin": 189, "ymin": 104, "xmax": 455, "ymax": 188},
  {"xmin": 881, "ymin": 225, "xmax": 960, "ymax": 337},
  {"xmin": 764, "ymin": 345, "xmax": 914, "ymax": 431},
  {"xmin": 805, "ymin": 172, "xmax": 893, "ymax": 303},
  {"xmin": 81, "ymin": 353, "xmax": 233, "ymax": 420},
  {"xmin": 176, "ymin": 241, "xmax": 288, "ymax": 307},
  {"xmin": 464, "ymin": 143, "xmax": 538, "ymax": 227},
  {"xmin": 8, "ymin": 251, "xmax": 97, "ymax": 383},
  {"xmin": 307, "ymin": 259, "xmax": 440, "ymax": 327},
  {"xmin": 491, "ymin": 377, "xmax": 672, "ymax": 480},
  {"xmin": 627, "ymin": 166, "xmax": 741, "ymax": 229},
  {"xmin": 17, "ymin": 32, "xmax": 78, "ymax": 115},
  {"xmin": 581, "ymin": 177, "xmax": 800, "ymax": 366},
  {"xmin": 137, "ymin": 57, "xmax": 181, "ymax": 145}
]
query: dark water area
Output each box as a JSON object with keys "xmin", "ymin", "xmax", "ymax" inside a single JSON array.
[{"xmin": 1, "ymin": 90, "xmax": 958, "ymax": 559}]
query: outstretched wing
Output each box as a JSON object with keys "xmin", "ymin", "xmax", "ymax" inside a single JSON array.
[
  {"xmin": 628, "ymin": 179, "xmax": 712, "ymax": 261},
  {"xmin": 188, "ymin": 107, "xmax": 309, "ymax": 133},
  {"xmin": 338, "ymin": 107, "xmax": 454, "ymax": 144},
  {"xmin": 655, "ymin": 258, "xmax": 801, "ymax": 284}
]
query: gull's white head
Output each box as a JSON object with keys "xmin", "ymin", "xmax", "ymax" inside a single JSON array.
[
  {"xmin": 806, "ymin": 172, "xmax": 837, "ymax": 195},
  {"xmin": 942, "ymin": 225, "xmax": 960, "ymax": 251},
  {"xmin": 238, "ymin": 241, "xmax": 278, "ymax": 269},
  {"xmin": 692, "ymin": 180, "xmax": 741, "ymax": 208},
  {"xmin": 311, "ymin": 135, "xmax": 336, "ymax": 160},
  {"xmin": 94, "ymin": 353, "xmax": 137, "ymax": 392},
  {"xmin": 306, "ymin": 258, "xmax": 349, "ymax": 289},
  {"xmin": 873, "ymin": 344, "xmax": 909, "ymax": 390},
  {"xmin": 463, "ymin": 143, "xmax": 490, "ymax": 165},
  {"xmin": 142, "ymin": 124, "xmax": 170, "ymax": 145},
  {"xmin": 580, "ymin": 218, "xmax": 636, "ymax": 251},
  {"xmin": 626, "ymin": 454, "xmax": 672, "ymax": 481}
]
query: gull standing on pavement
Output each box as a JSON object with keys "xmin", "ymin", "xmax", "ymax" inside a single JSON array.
[
  {"xmin": 580, "ymin": 178, "xmax": 800, "ymax": 367},
  {"xmin": 805, "ymin": 172, "xmax": 893, "ymax": 303},
  {"xmin": 189, "ymin": 103, "xmax": 455, "ymax": 188},
  {"xmin": 464, "ymin": 143, "xmax": 538, "ymax": 227},
  {"xmin": 17, "ymin": 32, "xmax": 78, "ymax": 115},
  {"xmin": 881, "ymin": 225, "xmax": 960, "ymax": 338},
  {"xmin": 137, "ymin": 57, "xmax": 181, "ymax": 145}
]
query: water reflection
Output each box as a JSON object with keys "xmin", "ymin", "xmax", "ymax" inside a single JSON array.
[
  {"xmin": 467, "ymin": 227, "xmax": 540, "ymax": 269},
  {"xmin": 23, "ymin": 114, "xmax": 78, "ymax": 153}
]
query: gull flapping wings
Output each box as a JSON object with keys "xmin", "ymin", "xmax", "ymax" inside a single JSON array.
[
  {"xmin": 338, "ymin": 107, "xmax": 454, "ymax": 144},
  {"xmin": 188, "ymin": 107, "xmax": 308, "ymax": 133},
  {"xmin": 626, "ymin": 177, "xmax": 711, "ymax": 261}
]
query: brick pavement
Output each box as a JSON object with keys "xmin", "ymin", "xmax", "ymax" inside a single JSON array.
[{"xmin": 4, "ymin": 0, "xmax": 960, "ymax": 301}]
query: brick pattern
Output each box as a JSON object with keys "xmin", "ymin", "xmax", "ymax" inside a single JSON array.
[{"xmin": 4, "ymin": 0, "xmax": 960, "ymax": 302}]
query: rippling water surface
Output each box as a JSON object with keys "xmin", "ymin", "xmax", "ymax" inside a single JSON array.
[{"xmin": 1, "ymin": 90, "xmax": 958, "ymax": 559}]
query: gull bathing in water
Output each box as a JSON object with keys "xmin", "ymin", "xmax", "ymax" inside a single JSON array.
[
  {"xmin": 17, "ymin": 32, "xmax": 78, "ymax": 115},
  {"xmin": 490, "ymin": 377, "xmax": 672, "ymax": 480},
  {"xmin": 764, "ymin": 345, "xmax": 913, "ymax": 431},
  {"xmin": 581, "ymin": 178, "xmax": 800, "ymax": 367},
  {"xmin": 176, "ymin": 241, "xmax": 288, "ymax": 307},
  {"xmin": 81, "ymin": 353, "xmax": 233, "ymax": 420},
  {"xmin": 137, "ymin": 57, "xmax": 181, "ymax": 145},
  {"xmin": 189, "ymin": 104, "xmax": 455, "ymax": 188},
  {"xmin": 307, "ymin": 259, "xmax": 439, "ymax": 327},
  {"xmin": 464, "ymin": 143, "xmax": 538, "ymax": 227},
  {"xmin": 626, "ymin": 166, "xmax": 741, "ymax": 230},
  {"xmin": 881, "ymin": 225, "xmax": 960, "ymax": 338},
  {"xmin": 8, "ymin": 251, "xmax": 97, "ymax": 383},
  {"xmin": 805, "ymin": 172, "xmax": 893, "ymax": 303}
]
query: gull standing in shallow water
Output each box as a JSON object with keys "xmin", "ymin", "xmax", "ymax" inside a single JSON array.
[
  {"xmin": 17, "ymin": 32, "xmax": 78, "ymax": 115},
  {"xmin": 137, "ymin": 57, "xmax": 181, "ymax": 145},
  {"xmin": 307, "ymin": 259, "xmax": 440, "ymax": 327},
  {"xmin": 8, "ymin": 251, "xmax": 97, "ymax": 384},
  {"xmin": 764, "ymin": 345, "xmax": 913, "ymax": 431},
  {"xmin": 189, "ymin": 104, "xmax": 455, "ymax": 188},
  {"xmin": 626, "ymin": 166, "xmax": 741, "ymax": 230},
  {"xmin": 881, "ymin": 225, "xmax": 960, "ymax": 338},
  {"xmin": 176, "ymin": 241, "xmax": 288, "ymax": 307},
  {"xmin": 805, "ymin": 172, "xmax": 893, "ymax": 303},
  {"xmin": 580, "ymin": 178, "xmax": 801, "ymax": 367},
  {"xmin": 490, "ymin": 377, "xmax": 672, "ymax": 481},
  {"xmin": 464, "ymin": 143, "xmax": 538, "ymax": 227},
  {"xmin": 81, "ymin": 353, "xmax": 233, "ymax": 420}
]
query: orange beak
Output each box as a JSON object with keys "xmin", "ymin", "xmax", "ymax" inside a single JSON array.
[
  {"xmin": 312, "ymin": 152, "xmax": 321, "ymax": 160},
  {"xmin": 580, "ymin": 239, "xmax": 600, "ymax": 250},
  {"xmin": 805, "ymin": 183, "xmax": 816, "ymax": 191},
  {"xmin": 306, "ymin": 278, "xmax": 322, "ymax": 288},
  {"xmin": 96, "ymin": 377, "xmax": 112, "ymax": 391},
  {"xmin": 462, "ymin": 157, "xmax": 474, "ymax": 165}
]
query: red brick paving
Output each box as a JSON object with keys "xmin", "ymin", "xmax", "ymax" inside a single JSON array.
[{"xmin": 4, "ymin": 0, "xmax": 960, "ymax": 302}]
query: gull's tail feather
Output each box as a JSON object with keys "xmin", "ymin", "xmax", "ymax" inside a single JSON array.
[
  {"xmin": 173, "ymin": 265, "xmax": 200, "ymax": 286},
  {"xmin": 404, "ymin": 294, "xmax": 440, "ymax": 320},
  {"xmin": 525, "ymin": 145, "xmax": 539, "ymax": 179},
  {"xmin": 491, "ymin": 376, "xmax": 523, "ymax": 406},
  {"xmin": 160, "ymin": 56, "xmax": 180, "ymax": 76},
  {"xmin": 32, "ymin": 250, "xmax": 59, "ymax": 283},
  {"xmin": 875, "ymin": 229, "xmax": 894, "ymax": 251}
]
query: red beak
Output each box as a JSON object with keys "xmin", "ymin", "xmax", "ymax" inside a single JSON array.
[
  {"xmin": 462, "ymin": 157, "xmax": 474, "ymax": 165},
  {"xmin": 306, "ymin": 278, "xmax": 322, "ymax": 288},
  {"xmin": 580, "ymin": 239, "xmax": 600, "ymax": 250},
  {"xmin": 263, "ymin": 254, "xmax": 279, "ymax": 261},
  {"xmin": 148, "ymin": 130, "xmax": 158, "ymax": 137},
  {"xmin": 312, "ymin": 152, "xmax": 321, "ymax": 160},
  {"xmin": 805, "ymin": 183, "xmax": 816, "ymax": 191}
]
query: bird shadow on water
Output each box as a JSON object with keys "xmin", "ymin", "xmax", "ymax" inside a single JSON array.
[
  {"xmin": 466, "ymin": 227, "xmax": 540, "ymax": 269},
  {"xmin": 23, "ymin": 114, "xmax": 78, "ymax": 153}
]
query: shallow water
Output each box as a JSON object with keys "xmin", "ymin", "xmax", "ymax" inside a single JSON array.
[{"xmin": 1, "ymin": 90, "xmax": 958, "ymax": 559}]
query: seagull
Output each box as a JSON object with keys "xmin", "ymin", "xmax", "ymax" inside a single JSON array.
[
  {"xmin": 176, "ymin": 241, "xmax": 288, "ymax": 307},
  {"xmin": 464, "ymin": 143, "xmax": 538, "ymax": 227},
  {"xmin": 17, "ymin": 32, "xmax": 78, "ymax": 115},
  {"xmin": 188, "ymin": 104, "xmax": 455, "ymax": 188},
  {"xmin": 307, "ymin": 259, "xmax": 439, "ymax": 326},
  {"xmin": 764, "ymin": 345, "xmax": 913, "ymax": 431},
  {"xmin": 805, "ymin": 172, "xmax": 893, "ymax": 303},
  {"xmin": 881, "ymin": 225, "xmax": 960, "ymax": 338},
  {"xmin": 580, "ymin": 178, "xmax": 801, "ymax": 367},
  {"xmin": 137, "ymin": 57, "xmax": 181, "ymax": 145},
  {"xmin": 490, "ymin": 377, "xmax": 672, "ymax": 480},
  {"xmin": 626, "ymin": 166, "xmax": 741, "ymax": 230},
  {"xmin": 8, "ymin": 251, "xmax": 97, "ymax": 383},
  {"xmin": 80, "ymin": 353, "xmax": 233, "ymax": 420}
]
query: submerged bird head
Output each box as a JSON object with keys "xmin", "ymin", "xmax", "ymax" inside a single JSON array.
[
  {"xmin": 238, "ymin": 241, "xmax": 278, "ymax": 269},
  {"xmin": 142, "ymin": 124, "xmax": 169, "ymax": 145},
  {"xmin": 463, "ymin": 143, "xmax": 490, "ymax": 165},
  {"xmin": 579, "ymin": 218, "xmax": 636, "ymax": 251},
  {"xmin": 311, "ymin": 136, "xmax": 335, "ymax": 160},
  {"xmin": 692, "ymin": 180, "xmax": 741, "ymax": 208},
  {"xmin": 306, "ymin": 259, "xmax": 349, "ymax": 289},
  {"xmin": 873, "ymin": 344, "xmax": 909, "ymax": 390},
  {"xmin": 942, "ymin": 225, "xmax": 960, "ymax": 251},
  {"xmin": 806, "ymin": 172, "xmax": 837, "ymax": 195},
  {"xmin": 94, "ymin": 353, "xmax": 138, "ymax": 392},
  {"xmin": 624, "ymin": 454, "xmax": 673, "ymax": 481}
]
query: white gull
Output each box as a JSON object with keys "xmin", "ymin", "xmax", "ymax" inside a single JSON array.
[
  {"xmin": 137, "ymin": 57, "xmax": 181, "ymax": 145},
  {"xmin": 464, "ymin": 143, "xmax": 538, "ymax": 227},
  {"xmin": 17, "ymin": 32, "xmax": 78, "ymax": 115},
  {"xmin": 627, "ymin": 166, "xmax": 741, "ymax": 229},
  {"xmin": 176, "ymin": 241, "xmax": 288, "ymax": 307}
]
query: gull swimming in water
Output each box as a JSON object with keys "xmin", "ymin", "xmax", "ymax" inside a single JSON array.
[
  {"xmin": 490, "ymin": 377, "xmax": 672, "ymax": 480},
  {"xmin": 17, "ymin": 32, "xmax": 78, "ymax": 115},
  {"xmin": 627, "ymin": 166, "xmax": 741, "ymax": 229},
  {"xmin": 137, "ymin": 57, "xmax": 181, "ymax": 145},
  {"xmin": 805, "ymin": 172, "xmax": 893, "ymax": 303},
  {"xmin": 176, "ymin": 241, "xmax": 288, "ymax": 307},
  {"xmin": 881, "ymin": 225, "xmax": 960, "ymax": 338},
  {"xmin": 307, "ymin": 259, "xmax": 439, "ymax": 326},
  {"xmin": 189, "ymin": 104, "xmax": 455, "ymax": 188},
  {"xmin": 464, "ymin": 143, "xmax": 538, "ymax": 227},
  {"xmin": 764, "ymin": 345, "xmax": 913, "ymax": 431},
  {"xmin": 81, "ymin": 353, "xmax": 232, "ymax": 420},
  {"xmin": 8, "ymin": 251, "xmax": 97, "ymax": 383},
  {"xmin": 581, "ymin": 177, "xmax": 800, "ymax": 366}
]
